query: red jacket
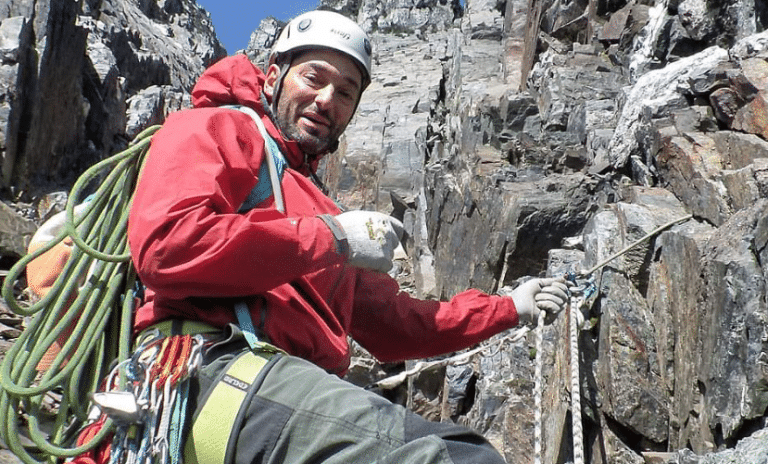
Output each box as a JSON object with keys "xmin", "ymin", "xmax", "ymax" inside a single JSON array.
[{"xmin": 128, "ymin": 55, "xmax": 519, "ymax": 375}]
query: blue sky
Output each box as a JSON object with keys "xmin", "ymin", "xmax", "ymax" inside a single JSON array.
[{"xmin": 197, "ymin": 1, "xmax": 321, "ymax": 54}]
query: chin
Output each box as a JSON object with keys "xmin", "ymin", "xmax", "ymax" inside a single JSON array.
[{"xmin": 295, "ymin": 136, "xmax": 329, "ymax": 155}]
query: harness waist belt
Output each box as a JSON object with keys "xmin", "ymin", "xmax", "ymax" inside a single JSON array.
[{"xmin": 137, "ymin": 319, "xmax": 220, "ymax": 345}]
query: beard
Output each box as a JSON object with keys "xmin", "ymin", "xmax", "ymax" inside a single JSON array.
[{"xmin": 273, "ymin": 95, "xmax": 345, "ymax": 156}]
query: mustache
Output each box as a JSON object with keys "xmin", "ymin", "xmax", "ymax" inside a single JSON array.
[{"xmin": 302, "ymin": 106, "xmax": 332, "ymax": 126}]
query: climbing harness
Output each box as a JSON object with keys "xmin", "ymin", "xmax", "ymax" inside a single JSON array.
[
  {"xmin": 123, "ymin": 322, "xmax": 283, "ymax": 464},
  {"xmin": 532, "ymin": 212, "xmax": 692, "ymax": 463},
  {"xmin": 0, "ymin": 125, "xmax": 160, "ymax": 464}
]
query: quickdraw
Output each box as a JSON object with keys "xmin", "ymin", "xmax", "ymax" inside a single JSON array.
[{"xmin": 73, "ymin": 334, "xmax": 206, "ymax": 464}]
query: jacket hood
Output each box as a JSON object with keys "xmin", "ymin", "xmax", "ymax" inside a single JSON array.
[{"xmin": 191, "ymin": 55, "xmax": 315, "ymax": 173}]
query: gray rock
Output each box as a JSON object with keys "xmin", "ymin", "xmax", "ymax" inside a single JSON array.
[
  {"xmin": 125, "ymin": 85, "xmax": 190, "ymax": 138},
  {"xmin": 245, "ymin": 16, "xmax": 283, "ymax": 67},
  {"xmin": 0, "ymin": 16, "xmax": 32, "ymax": 192},
  {"xmin": 602, "ymin": 46, "xmax": 728, "ymax": 173},
  {"xmin": 0, "ymin": 200, "xmax": 35, "ymax": 258},
  {"xmin": 699, "ymin": 200, "xmax": 768, "ymax": 444}
]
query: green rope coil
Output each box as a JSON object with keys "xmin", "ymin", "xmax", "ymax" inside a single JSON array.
[{"xmin": 0, "ymin": 125, "xmax": 161, "ymax": 464}]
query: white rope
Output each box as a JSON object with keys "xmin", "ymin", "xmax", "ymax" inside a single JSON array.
[
  {"xmin": 530, "ymin": 213, "xmax": 692, "ymax": 463},
  {"xmin": 533, "ymin": 310, "xmax": 545, "ymax": 464},
  {"xmin": 569, "ymin": 297, "xmax": 584, "ymax": 464},
  {"xmin": 580, "ymin": 213, "xmax": 692, "ymax": 276},
  {"xmin": 370, "ymin": 328, "xmax": 530, "ymax": 390},
  {"xmin": 534, "ymin": 291, "xmax": 588, "ymax": 464}
]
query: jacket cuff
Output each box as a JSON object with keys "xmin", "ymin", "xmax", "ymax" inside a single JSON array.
[{"xmin": 318, "ymin": 214, "xmax": 350, "ymax": 258}]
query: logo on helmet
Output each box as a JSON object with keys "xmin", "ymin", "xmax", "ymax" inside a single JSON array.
[
  {"xmin": 298, "ymin": 18, "xmax": 312, "ymax": 32},
  {"xmin": 364, "ymin": 39, "xmax": 372, "ymax": 56},
  {"xmin": 330, "ymin": 28, "xmax": 350, "ymax": 41}
]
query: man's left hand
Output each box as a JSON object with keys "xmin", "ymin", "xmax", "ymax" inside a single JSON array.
[{"xmin": 499, "ymin": 277, "xmax": 570, "ymax": 326}]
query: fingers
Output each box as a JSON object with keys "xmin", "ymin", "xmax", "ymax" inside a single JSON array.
[
  {"xmin": 368, "ymin": 215, "xmax": 402, "ymax": 245},
  {"xmin": 500, "ymin": 276, "xmax": 577, "ymax": 326},
  {"xmin": 535, "ymin": 291, "xmax": 566, "ymax": 308},
  {"xmin": 535, "ymin": 300, "xmax": 561, "ymax": 314},
  {"xmin": 534, "ymin": 277, "xmax": 571, "ymax": 322},
  {"xmin": 539, "ymin": 279, "xmax": 569, "ymax": 302}
]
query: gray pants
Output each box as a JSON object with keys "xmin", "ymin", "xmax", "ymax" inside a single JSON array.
[{"xmin": 188, "ymin": 327, "xmax": 507, "ymax": 464}]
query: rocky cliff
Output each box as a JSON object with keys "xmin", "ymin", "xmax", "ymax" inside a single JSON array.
[{"xmin": 1, "ymin": 0, "xmax": 768, "ymax": 463}]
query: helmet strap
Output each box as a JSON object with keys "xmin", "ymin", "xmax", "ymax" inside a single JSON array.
[{"xmin": 270, "ymin": 60, "xmax": 292, "ymax": 117}]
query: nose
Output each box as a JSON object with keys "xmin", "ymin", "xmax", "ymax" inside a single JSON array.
[{"xmin": 314, "ymin": 85, "xmax": 335, "ymax": 110}]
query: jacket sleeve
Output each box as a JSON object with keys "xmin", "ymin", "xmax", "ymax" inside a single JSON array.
[
  {"xmin": 128, "ymin": 109, "xmax": 345, "ymax": 299},
  {"xmin": 347, "ymin": 270, "xmax": 519, "ymax": 362}
]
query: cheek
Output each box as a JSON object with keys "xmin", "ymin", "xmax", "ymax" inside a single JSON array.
[
  {"xmin": 279, "ymin": 89, "xmax": 305, "ymax": 115},
  {"xmin": 337, "ymin": 104, "xmax": 356, "ymax": 127}
]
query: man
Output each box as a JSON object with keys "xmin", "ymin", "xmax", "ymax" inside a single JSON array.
[{"xmin": 127, "ymin": 10, "xmax": 569, "ymax": 464}]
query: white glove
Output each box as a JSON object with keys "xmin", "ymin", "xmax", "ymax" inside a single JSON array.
[
  {"xmin": 334, "ymin": 211, "xmax": 404, "ymax": 273},
  {"xmin": 499, "ymin": 277, "xmax": 570, "ymax": 326}
]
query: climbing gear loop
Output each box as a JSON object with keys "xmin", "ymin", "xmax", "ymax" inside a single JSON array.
[{"xmin": 82, "ymin": 333, "xmax": 206, "ymax": 464}]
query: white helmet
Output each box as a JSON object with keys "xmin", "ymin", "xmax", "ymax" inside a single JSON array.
[{"xmin": 269, "ymin": 10, "xmax": 372, "ymax": 90}]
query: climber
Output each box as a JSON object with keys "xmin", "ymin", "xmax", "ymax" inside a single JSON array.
[{"xmin": 127, "ymin": 9, "xmax": 570, "ymax": 464}]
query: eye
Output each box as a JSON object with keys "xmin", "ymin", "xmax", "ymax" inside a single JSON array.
[
  {"xmin": 338, "ymin": 87, "xmax": 357, "ymax": 103},
  {"xmin": 304, "ymin": 72, "xmax": 320, "ymax": 85}
]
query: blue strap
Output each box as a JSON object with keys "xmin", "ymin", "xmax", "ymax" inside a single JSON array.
[
  {"xmin": 169, "ymin": 379, "xmax": 190, "ymax": 464},
  {"xmin": 109, "ymin": 428, "xmax": 126, "ymax": 464},
  {"xmin": 234, "ymin": 300, "xmax": 262, "ymax": 350},
  {"xmin": 222, "ymin": 104, "xmax": 286, "ymax": 213},
  {"xmin": 237, "ymin": 136, "xmax": 286, "ymax": 213},
  {"xmin": 226, "ymin": 105, "xmax": 284, "ymax": 347}
]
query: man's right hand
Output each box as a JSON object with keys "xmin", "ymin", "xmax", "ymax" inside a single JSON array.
[{"xmin": 334, "ymin": 211, "xmax": 404, "ymax": 273}]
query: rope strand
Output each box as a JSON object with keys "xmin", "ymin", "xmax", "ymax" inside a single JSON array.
[
  {"xmin": 569, "ymin": 297, "xmax": 584, "ymax": 464},
  {"xmin": 581, "ymin": 213, "xmax": 692, "ymax": 276},
  {"xmin": 533, "ymin": 310, "xmax": 545, "ymax": 464}
]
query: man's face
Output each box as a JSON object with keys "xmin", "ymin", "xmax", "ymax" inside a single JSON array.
[{"xmin": 265, "ymin": 50, "xmax": 363, "ymax": 156}]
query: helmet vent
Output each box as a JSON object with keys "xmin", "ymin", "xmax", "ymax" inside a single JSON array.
[{"xmin": 298, "ymin": 18, "xmax": 312, "ymax": 32}]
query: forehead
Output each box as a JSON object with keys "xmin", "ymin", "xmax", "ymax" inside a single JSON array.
[{"xmin": 291, "ymin": 49, "xmax": 362, "ymax": 89}]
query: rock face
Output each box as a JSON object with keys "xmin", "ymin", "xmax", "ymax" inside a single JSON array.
[
  {"xmin": 2, "ymin": 0, "xmax": 768, "ymax": 463},
  {"xmin": 301, "ymin": 0, "xmax": 768, "ymax": 462}
]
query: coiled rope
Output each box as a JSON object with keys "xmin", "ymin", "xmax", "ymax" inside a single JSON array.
[{"xmin": 0, "ymin": 125, "xmax": 160, "ymax": 464}]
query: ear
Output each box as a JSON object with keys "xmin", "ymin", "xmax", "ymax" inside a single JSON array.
[{"xmin": 263, "ymin": 64, "xmax": 281, "ymax": 100}]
